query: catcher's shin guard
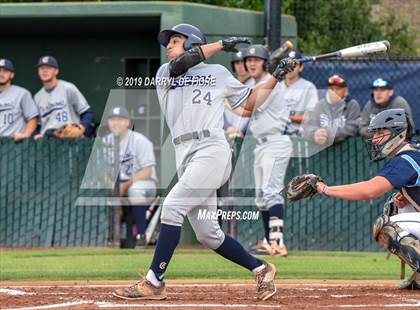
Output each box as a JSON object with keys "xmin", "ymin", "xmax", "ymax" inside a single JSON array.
[{"xmin": 373, "ymin": 215, "xmax": 420, "ymax": 272}]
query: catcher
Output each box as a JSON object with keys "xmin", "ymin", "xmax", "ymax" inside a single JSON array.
[
  {"xmin": 287, "ymin": 109, "xmax": 419, "ymax": 290},
  {"xmin": 33, "ymin": 55, "xmax": 93, "ymax": 139}
]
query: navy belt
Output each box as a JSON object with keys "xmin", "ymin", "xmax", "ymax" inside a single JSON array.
[{"xmin": 173, "ymin": 129, "xmax": 211, "ymax": 145}]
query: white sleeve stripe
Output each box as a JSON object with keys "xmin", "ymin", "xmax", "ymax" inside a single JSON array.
[
  {"xmin": 78, "ymin": 106, "xmax": 90, "ymax": 114},
  {"xmin": 232, "ymin": 88, "xmax": 252, "ymax": 110},
  {"xmin": 25, "ymin": 112, "xmax": 40, "ymax": 120}
]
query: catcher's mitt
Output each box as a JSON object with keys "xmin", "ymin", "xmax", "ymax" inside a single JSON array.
[
  {"xmin": 55, "ymin": 124, "xmax": 85, "ymax": 139},
  {"xmin": 287, "ymin": 174, "xmax": 323, "ymax": 202}
]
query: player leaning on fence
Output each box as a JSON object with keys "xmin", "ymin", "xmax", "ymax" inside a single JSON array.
[
  {"xmin": 303, "ymin": 74, "xmax": 361, "ymax": 145},
  {"xmin": 0, "ymin": 58, "xmax": 39, "ymax": 141},
  {"xmin": 34, "ymin": 56, "xmax": 94, "ymax": 139},
  {"xmin": 359, "ymin": 78, "xmax": 415, "ymax": 138}
]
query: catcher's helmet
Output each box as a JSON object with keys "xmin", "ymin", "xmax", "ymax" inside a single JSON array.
[
  {"xmin": 365, "ymin": 108, "xmax": 408, "ymax": 161},
  {"xmin": 158, "ymin": 24, "xmax": 207, "ymax": 50},
  {"xmin": 243, "ymin": 45, "xmax": 270, "ymax": 71}
]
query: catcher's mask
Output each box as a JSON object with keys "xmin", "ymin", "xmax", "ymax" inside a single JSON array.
[{"xmin": 365, "ymin": 108, "xmax": 408, "ymax": 161}]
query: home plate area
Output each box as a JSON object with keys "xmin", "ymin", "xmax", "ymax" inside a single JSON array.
[{"xmin": 0, "ymin": 281, "xmax": 419, "ymax": 310}]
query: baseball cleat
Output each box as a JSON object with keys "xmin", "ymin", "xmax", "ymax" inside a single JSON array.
[
  {"xmin": 255, "ymin": 261, "xmax": 277, "ymax": 300},
  {"xmin": 256, "ymin": 239, "xmax": 276, "ymax": 256},
  {"xmin": 270, "ymin": 241, "xmax": 288, "ymax": 257},
  {"xmin": 399, "ymin": 271, "xmax": 420, "ymax": 290},
  {"xmin": 113, "ymin": 278, "xmax": 167, "ymax": 300}
]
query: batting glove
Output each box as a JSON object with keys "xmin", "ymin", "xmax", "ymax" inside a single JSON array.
[
  {"xmin": 220, "ymin": 37, "xmax": 251, "ymax": 52},
  {"xmin": 272, "ymin": 58, "xmax": 297, "ymax": 81}
]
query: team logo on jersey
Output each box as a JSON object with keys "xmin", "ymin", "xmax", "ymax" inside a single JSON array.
[
  {"xmin": 0, "ymin": 102, "xmax": 13, "ymax": 112},
  {"xmin": 0, "ymin": 59, "xmax": 5, "ymax": 67},
  {"xmin": 42, "ymin": 56, "xmax": 49, "ymax": 64},
  {"xmin": 159, "ymin": 262, "xmax": 167, "ymax": 270}
]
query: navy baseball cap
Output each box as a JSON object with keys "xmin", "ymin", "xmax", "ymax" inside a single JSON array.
[
  {"xmin": 0, "ymin": 59, "xmax": 15, "ymax": 72},
  {"xmin": 370, "ymin": 78, "xmax": 393, "ymax": 89},
  {"xmin": 37, "ymin": 55, "xmax": 59, "ymax": 68},
  {"xmin": 283, "ymin": 49, "xmax": 302, "ymax": 60},
  {"xmin": 108, "ymin": 107, "xmax": 130, "ymax": 119}
]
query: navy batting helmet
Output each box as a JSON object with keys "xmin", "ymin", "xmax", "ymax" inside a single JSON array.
[
  {"xmin": 243, "ymin": 45, "xmax": 270, "ymax": 71},
  {"xmin": 158, "ymin": 24, "xmax": 207, "ymax": 50},
  {"xmin": 231, "ymin": 48, "xmax": 247, "ymax": 72}
]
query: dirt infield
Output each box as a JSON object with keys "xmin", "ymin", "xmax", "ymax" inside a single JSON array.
[{"xmin": 0, "ymin": 280, "xmax": 419, "ymax": 310}]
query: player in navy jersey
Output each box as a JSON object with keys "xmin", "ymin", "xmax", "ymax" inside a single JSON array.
[{"xmin": 315, "ymin": 109, "xmax": 419, "ymax": 290}]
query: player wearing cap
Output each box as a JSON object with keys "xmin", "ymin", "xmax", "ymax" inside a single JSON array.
[
  {"xmin": 105, "ymin": 106, "xmax": 158, "ymax": 245},
  {"xmin": 359, "ymin": 78, "xmax": 415, "ymax": 138},
  {"xmin": 278, "ymin": 49, "xmax": 319, "ymax": 137},
  {"xmin": 0, "ymin": 58, "xmax": 39, "ymax": 141},
  {"xmin": 34, "ymin": 55, "xmax": 94, "ymax": 138},
  {"xmin": 303, "ymin": 74, "xmax": 360, "ymax": 145}
]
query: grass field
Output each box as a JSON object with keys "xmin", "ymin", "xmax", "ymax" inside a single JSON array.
[{"xmin": 0, "ymin": 248, "xmax": 402, "ymax": 281}]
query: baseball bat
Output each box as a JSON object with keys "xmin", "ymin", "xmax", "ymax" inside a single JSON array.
[
  {"xmin": 298, "ymin": 40, "xmax": 390, "ymax": 63},
  {"xmin": 270, "ymin": 40, "xmax": 294, "ymax": 60}
]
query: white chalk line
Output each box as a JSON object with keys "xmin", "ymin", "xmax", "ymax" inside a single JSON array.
[
  {"xmin": 3, "ymin": 300, "xmax": 93, "ymax": 310},
  {"xmin": 0, "ymin": 288, "xmax": 34, "ymax": 296}
]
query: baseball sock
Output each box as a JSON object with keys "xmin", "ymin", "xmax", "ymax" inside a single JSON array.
[
  {"xmin": 148, "ymin": 223, "xmax": 181, "ymax": 285},
  {"xmin": 215, "ymin": 235, "xmax": 263, "ymax": 272},
  {"xmin": 261, "ymin": 210, "xmax": 270, "ymax": 241},
  {"xmin": 132, "ymin": 205, "xmax": 148, "ymax": 235},
  {"xmin": 269, "ymin": 204, "xmax": 284, "ymax": 245}
]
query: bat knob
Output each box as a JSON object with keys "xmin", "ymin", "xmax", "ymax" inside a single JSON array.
[{"xmin": 382, "ymin": 40, "xmax": 391, "ymax": 50}]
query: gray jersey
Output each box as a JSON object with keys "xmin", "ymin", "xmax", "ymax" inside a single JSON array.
[
  {"xmin": 277, "ymin": 78, "xmax": 318, "ymax": 136},
  {"xmin": 156, "ymin": 62, "xmax": 251, "ymax": 139},
  {"xmin": 34, "ymin": 80, "xmax": 90, "ymax": 134},
  {"xmin": 104, "ymin": 130, "xmax": 158, "ymax": 182},
  {"xmin": 0, "ymin": 85, "xmax": 39, "ymax": 137},
  {"xmin": 248, "ymin": 73, "xmax": 290, "ymax": 139}
]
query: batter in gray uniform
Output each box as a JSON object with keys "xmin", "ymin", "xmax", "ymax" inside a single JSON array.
[
  {"xmin": 113, "ymin": 23, "xmax": 297, "ymax": 302},
  {"xmin": 0, "ymin": 59, "xmax": 39, "ymax": 141},
  {"xmin": 243, "ymin": 45, "xmax": 292, "ymax": 257}
]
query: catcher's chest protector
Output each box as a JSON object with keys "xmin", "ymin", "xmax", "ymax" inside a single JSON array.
[{"xmin": 400, "ymin": 154, "xmax": 420, "ymax": 212}]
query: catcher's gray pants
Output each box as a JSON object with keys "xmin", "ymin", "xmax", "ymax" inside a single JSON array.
[
  {"xmin": 254, "ymin": 135, "xmax": 293, "ymax": 211},
  {"xmin": 160, "ymin": 129, "xmax": 231, "ymax": 249}
]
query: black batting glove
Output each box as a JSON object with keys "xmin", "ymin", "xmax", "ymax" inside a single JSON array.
[
  {"xmin": 272, "ymin": 58, "xmax": 297, "ymax": 81},
  {"xmin": 220, "ymin": 37, "xmax": 251, "ymax": 52}
]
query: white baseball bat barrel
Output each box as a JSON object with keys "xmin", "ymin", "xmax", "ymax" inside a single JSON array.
[{"xmin": 297, "ymin": 40, "xmax": 390, "ymax": 64}]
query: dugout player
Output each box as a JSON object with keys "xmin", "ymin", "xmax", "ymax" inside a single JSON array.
[
  {"xmin": 113, "ymin": 23, "xmax": 297, "ymax": 301},
  {"xmin": 223, "ymin": 49, "xmax": 252, "ymax": 138},
  {"xmin": 279, "ymin": 50, "xmax": 318, "ymax": 137},
  {"xmin": 315, "ymin": 109, "xmax": 420, "ymax": 290},
  {"xmin": 303, "ymin": 74, "xmax": 361, "ymax": 145},
  {"xmin": 105, "ymin": 106, "xmax": 158, "ymax": 245},
  {"xmin": 239, "ymin": 45, "xmax": 291, "ymax": 257},
  {"xmin": 34, "ymin": 56, "xmax": 94, "ymax": 138},
  {"xmin": 359, "ymin": 78, "xmax": 415, "ymax": 138},
  {"xmin": 0, "ymin": 59, "xmax": 39, "ymax": 141}
]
